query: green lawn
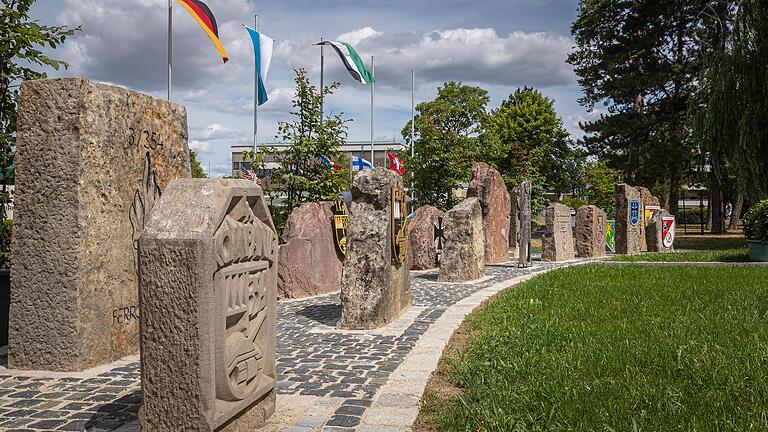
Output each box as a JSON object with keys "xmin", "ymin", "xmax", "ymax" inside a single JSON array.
[
  {"xmin": 417, "ymin": 265, "xmax": 768, "ymax": 431},
  {"xmin": 611, "ymin": 248, "xmax": 750, "ymax": 262}
]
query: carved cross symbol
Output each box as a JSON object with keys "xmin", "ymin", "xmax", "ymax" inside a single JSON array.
[{"xmin": 434, "ymin": 217, "xmax": 445, "ymax": 251}]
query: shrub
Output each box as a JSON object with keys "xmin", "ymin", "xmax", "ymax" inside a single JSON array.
[
  {"xmin": 743, "ymin": 200, "xmax": 768, "ymax": 242},
  {"xmin": 560, "ymin": 197, "xmax": 588, "ymax": 210},
  {"xmin": 677, "ymin": 207, "xmax": 707, "ymax": 225}
]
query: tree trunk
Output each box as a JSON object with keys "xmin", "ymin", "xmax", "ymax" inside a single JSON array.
[
  {"xmin": 728, "ymin": 193, "xmax": 744, "ymax": 232},
  {"xmin": 709, "ymin": 171, "xmax": 725, "ymax": 234},
  {"xmin": 669, "ymin": 171, "xmax": 680, "ymax": 217}
]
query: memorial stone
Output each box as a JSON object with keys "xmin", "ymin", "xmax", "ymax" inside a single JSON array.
[
  {"xmin": 409, "ymin": 205, "xmax": 446, "ymax": 270},
  {"xmin": 338, "ymin": 168, "xmax": 412, "ymax": 330},
  {"xmin": 518, "ymin": 181, "xmax": 532, "ymax": 267},
  {"xmin": 467, "ymin": 162, "xmax": 511, "ymax": 264},
  {"xmin": 139, "ymin": 179, "xmax": 277, "ymax": 432},
  {"xmin": 616, "ymin": 184, "xmax": 643, "ymax": 255},
  {"xmin": 277, "ymin": 202, "xmax": 343, "ymax": 300},
  {"xmin": 542, "ymin": 204, "xmax": 576, "ymax": 262},
  {"xmin": 508, "ymin": 186, "xmax": 520, "ymax": 259},
  {"xmin": 9, "ymin": 78, "xmax": 191, "ymax": 371},
  {"xmin": 647, "ymin": 210, "xmax": 676, "ymax": 253},
  {"xmin": 637, "ymin": 187, "xmax": 660, "ymax": 251},
  {"xmin": 438, "ymin": 198, "xmax": 485, "ymax": 282},
  {"xmin": 575, "ymin": 205, "xmax": 607, "ymax": 258}
]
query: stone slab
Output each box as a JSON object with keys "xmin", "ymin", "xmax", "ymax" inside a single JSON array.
[
  {"xmin": 408, "ymin": 205, "xmax": 445, "ymax": 270},
  {"xmin": 615, "ymin": 184, "xmax": 642, "ymax": 255},
  {"xmin": 9, "ymin": 78, "xmax": 191, "ymax": 372},
  {"xmin": 438, "ymin": 198, "xmax": 485, "ymax": 282},
  {"xmin": 576, "ymin": 205, "xmax": 607, "ymax": 258},
  {"xmin": 541, "ymin": 203, "xmax": 575, "ymax": 262},
  {"xmin": 466, "ymin": 162, "xmax": 511, "ymax": 264},
  {"xmin": 138, "ymin": 179, "xmax": 277, "ymax": 431}
]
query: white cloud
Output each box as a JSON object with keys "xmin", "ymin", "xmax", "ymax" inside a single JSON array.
[
  {"xmin": 278, "ymin": 27, "xmax": 576, "ymax": 90},
  {"xmin": 192, "ymin": 123, "xmax": 242, "ymax": 141},
  {"xmin": 189, "ymin": 140, "xmax": 213, "ymax": 154}
]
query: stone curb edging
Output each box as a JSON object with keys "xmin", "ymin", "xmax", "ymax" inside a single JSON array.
[
  {"xmin": 601, "ymin": 261, "xmax": 768, "ymax": 267},
  {"xmin": 356, "ymin": 260, "xmax": 596, "ymax": 431}
]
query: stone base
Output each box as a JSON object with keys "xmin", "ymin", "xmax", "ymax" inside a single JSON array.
[{"xmin": 218, "ymin": 389, "xmax": 276, "ymax": 432}]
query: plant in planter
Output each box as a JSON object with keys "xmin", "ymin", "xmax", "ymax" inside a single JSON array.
[{"xmin": 743, "ymin": 200, "xmax": 768, "ymax": 262}]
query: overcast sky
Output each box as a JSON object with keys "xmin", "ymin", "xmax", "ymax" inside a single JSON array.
[{"xmin": 29, "ymin": 0, "xmax": 592, "ymax": 177}]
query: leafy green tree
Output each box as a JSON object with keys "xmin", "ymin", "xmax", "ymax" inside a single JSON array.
[
  {"xmin": 189, "ymin": 150, "xmax": 207, "ymax": 178},
  {"xmin": 694, "ymin": 0, "xmax": 767, "ymax": 232},
  {"xmin": 1, "ymin": 0, "xmax": 78, "ymax": 267},
  {"xmin": 402, "ymin": 81, "xmax": 499, "ymax": 211},
  {"xmin": 568, "ymin": 0, "xmax": 714, "ymax": 215},
  {"xmin": 488, "ymin": 87, "xmax": 577, "ymax": 212},
  {"xmin": 264, "ymin": 69, "xmax": 351, "ymax": 232},
  {"xmin": 582, "ymin": 161, "xmax": 621, "ymax": 215}
]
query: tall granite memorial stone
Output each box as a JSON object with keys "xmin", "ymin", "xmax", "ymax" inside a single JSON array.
[
  {"xmin": 139, "ymin": 179, "xmax": 277, "ymax": 431},
  {"xmin": 637, "ymin": 187, "xmax": 660, "ymax": 251},
  {"xmin": 542, "ymin": 204, "xmax": 575, "ymax": 262},
  {"xmin": 438, "ymin": 198, "xmax": 485, "ymax": 283},
  {"xmin": 616, "ymin": 184, "xmax": 642, "ymax": 255},
  {"xmin": 576, "ymin": 205, "xmax": 607, "ymax": 258},
  {"xmin": 338, "ymin": 168, "xmax": 412, "ymax": 330},
  {"xmin": 518, "ymin": 181, "xmax": 532, "ymax": 267},
  {"xmin": 508, "ymin": 185, "xmax": 520, "ymax": 259},
  {"xmin": 409, "ymin": 205, "xmax": 445, "ymax": 270},
  {"xmin": 277, "ymin": 201, "xmax": 343, "ymax": 300},
  {"xmin": 467, "ymin": 162, "xmax": 511, "ymax": 264},
  {"xmin": 9, "ymin": 78, "xmax": 191, "ymax": 371}
]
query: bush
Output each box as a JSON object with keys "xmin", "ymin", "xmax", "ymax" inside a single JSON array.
[
  {"xmin": 744, "ymin": 200, "xmax": 768, "ymax": 242},
  {"xmin": 677, "ymin": 207, "xmax": 707, "ymax": 225},
  {"xmin": 560, "ymin": 197, "xmax": 588, "ymax": 210}
]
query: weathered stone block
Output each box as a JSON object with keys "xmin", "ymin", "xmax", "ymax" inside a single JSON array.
[
  {"xmin": 139, "ymin": 179, "xmax": 277, "ymax": 432},
  {"xmin": 9, "ymin": 78, "xmax": 191, "ymax": 371},
  {"xmin": 575, "ymin": 205, "xmax": 607, "ymax": 258},
  {"xmin": 409, "ymin": 205, "xmax": 445, "ymax": 270},
  {"xmin": 338, "ymin": 168, "xmax": 412, "ymax": 330},
  {"xmin": 518, "ymin": 181, "xmax": 532, "ymax": 267},
  {"xmin": 277, "ymin": 202, "xmax": 342, "ymax": 300},
  {"xmin": 541, "ymin": 204, "xmax": 575, "ymax": 262},
  {"xmin": 637, "ymin": 187, "xmax": 660, "ymax": 251},
  {"xmin": 466, "ymin": 162, "xmax": 511, "ymax": 264},
  {"xmin": 647, "ymin": 210, "xmax": 676, "ymax": 253},
  {"xmin": 438, "ymin": 198, "xmax": 485, "ymax": 282},
  {"xmin": 616, "ymin": 184, "xmax": 643, "ymax": 255},
  {"xmin": 508, "ymin": 186, "xmax": 520, "ymax": 259}
]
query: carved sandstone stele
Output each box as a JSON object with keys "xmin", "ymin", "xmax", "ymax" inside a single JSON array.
[
  {"xmin": 541, "ymin": 203, "xmax": 575, "ymax": 262},
  {"xmin": 438, "ymin": 198, "xmax": 485, "ymax": 283},
  {"xmin": 575, "ymin": 205, "xmax": 607, "ymax": 258},
  {"xmin": 408, "ymin": 205, "xmax": 445, "ymax": 270},
  {"xmin": 9, "ymin": 78, "xmax": 191, "ymax": 371},
  {"xmin": 616, "ymin": 184, "xmax": 643, "ymax": 255},
  {"xmin": 139, "ymin": 180, "xmax": 277, "ymax": 432},
  {"xmin": 466, "ymin": 162, "xmax": 511, "ymax": 264}
]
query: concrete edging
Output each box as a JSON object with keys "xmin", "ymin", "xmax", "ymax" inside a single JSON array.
[{"xmin": 601, "ymin": 261, "xmax": 768, "ymax": 267}]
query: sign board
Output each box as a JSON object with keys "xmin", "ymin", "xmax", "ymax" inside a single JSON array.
[
  {"xmin": 332, "ymin": 199, "xmax": 349, "ymax": 255},
  {"xmin": 662, "ymin": 217, "xmax": 676, "ymax": 248},
  {"xmin": 391, "ymin": 188, "xmax": 408, "ymax": 264},
  {"xmin": 434, "ymin": 216, "xmax": 445, "ymax": 262},
  {"xmin": 629, "ymin": 199, "xmax": 641, "ymax": 226},
  {"xmin": 645, "ymin": 205, "xmax": 661, "ymax": 226},
  {"xmin": 606, "ymin": 219, "xmax": 616, "ymax": 252}
]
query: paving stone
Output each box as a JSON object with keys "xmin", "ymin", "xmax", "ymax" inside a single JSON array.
[{"xmin": 27, "ymin": 419, "xmax": 66, "ymax": 429}]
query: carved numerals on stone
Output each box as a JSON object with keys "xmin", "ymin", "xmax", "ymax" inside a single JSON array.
[{"xmin": 212, "ymin": 196, "xmax": 277, "ymax": 402}]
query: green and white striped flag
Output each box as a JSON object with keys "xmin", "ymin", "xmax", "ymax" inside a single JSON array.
[{"xmin": 317, "ymin": 41, "xmax": 374, "ymax": 84}]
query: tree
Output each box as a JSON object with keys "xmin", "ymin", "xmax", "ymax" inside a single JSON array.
[
  {"xmin": 487, "ymin": 87, "xmax": 577, "ymax": 212},
  {"xmin": 189, "ymin": 150, "xmax": 207, "ymax": 178},
  {"xmin": 694, "ymin": 0, "xmax": 767, "ymax": 231},
  {"xmin": 0, "ymin": 0, "xmax": 78, "ymax": 266},
  {"xmin": 568, "ymin": 0, "xmax": 711, "ymax": 215},
  {"xmin": 582, "ymin": 161, "xmax": 621, "ymax": 215},
  {"xmin": 264, "ymin": 69, "xmax": 351, "ymax": 232},
  {"xmin": 402, "ymin": 81, "xmax": 499, "ymax": 211}
]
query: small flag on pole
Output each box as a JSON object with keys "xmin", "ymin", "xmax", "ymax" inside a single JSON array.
[
  {"xmin": 316, "ymin": 41, "xmax": 374, "ymax": 85},
  {"xmin": 386, "ymin": 151, "xmax": 406, "ymax": 175},
  {"xmin": 321, "ymin": 157, "xmax": 341, "ymax": 172},
  {"xmin": 244, "ymin": 25, "xmax": 274, "ymax": 106},
  {"xmin": 175, "ymin": 0, "xmax": 229, "ymax": 63},
  {"xmin": 351, "ymin": 156, "xmax": 373, "ymax": 172}
]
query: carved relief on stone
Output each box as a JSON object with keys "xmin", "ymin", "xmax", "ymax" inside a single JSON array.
[
  {"xmin": 211, "ymin": 196, "xmax": 278, "ymax": 404},
  {"xmin": 391, "ymin": 188, "xmax": 408, "ymax": 264}
]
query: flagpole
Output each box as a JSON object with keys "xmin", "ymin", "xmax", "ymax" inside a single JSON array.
[
  {"xmin": 320, "ymin": 37, "xmax": 324, "ymax": 126},
  {"xmin": 167, "ymin": 0, "xmax": 172, "ymax": 101},
  {"xmin": 411, "ymin": 69, "xmax": 415, "ymax": 204},
  {"xmin": 370, "ymin": 55, "xmax": 375, "ymax": 166},
  {"xmin": 253, "ymin": 15, "xmax": 259, "ymax": 159}
]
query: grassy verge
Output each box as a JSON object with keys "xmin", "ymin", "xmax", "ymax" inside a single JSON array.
[
  {"xmin": 611, "ymin": 248, "xmax": 750, "ymax": 262},
  {"xmin": 415, "ymin": 265, "xmax": 768, "ymax": 431},
  {"xmin": 675, "ymin": 234, "xmax": 746, "ymax": 250}
]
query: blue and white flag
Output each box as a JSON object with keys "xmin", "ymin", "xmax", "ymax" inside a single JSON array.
[
  {"xmin": 244, "ymin": 25, "xmax": 274, "ymax": 106},
  {"xmin": 351, "ymin": 156, "xmax": 373, "ymax": 172}
]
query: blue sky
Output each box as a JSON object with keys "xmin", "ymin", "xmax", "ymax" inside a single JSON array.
[{"xmin": 30, "ymin": 0, "xmax": 592, "ymax": 177}]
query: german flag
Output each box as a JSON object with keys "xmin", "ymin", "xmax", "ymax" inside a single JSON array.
[{"xmin": 176, "ymin": 0, "xmax": 229, "ymax": 63}]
